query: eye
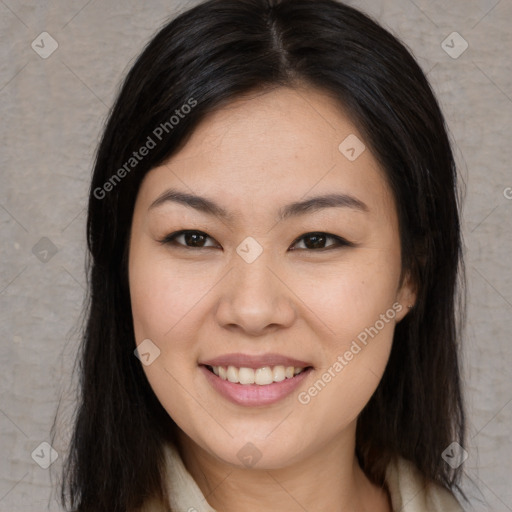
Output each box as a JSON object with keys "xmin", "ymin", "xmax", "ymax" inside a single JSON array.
[
  {"xmin": 289, "ymin": 232, "xmax": 354, "ymax": 251},
  {"xmin": 158, "ymin": 230, "xmax": 219, "ymax": 249},
  {"xmin": 159, "ymin": 230, "xmax": 353, "ymax": 251}
]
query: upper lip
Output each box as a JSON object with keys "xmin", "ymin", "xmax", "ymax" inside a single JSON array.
[{"xmin": 200, "ymin": 353, "xmax": 313, "ymax": 369}]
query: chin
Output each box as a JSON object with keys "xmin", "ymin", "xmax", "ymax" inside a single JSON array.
[{"xmin": 193, "ymin": 429, "xmax": 308, "ymax": 470}]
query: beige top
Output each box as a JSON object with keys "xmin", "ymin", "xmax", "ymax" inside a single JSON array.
[{"xmin": 143, "ymin": 442, "xmax": 465, "ymax": 512}]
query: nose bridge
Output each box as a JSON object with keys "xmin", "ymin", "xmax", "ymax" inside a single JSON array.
[
  {"xmin": 232, "ymin": 239, "xmax": 278, "ymax": 306},
  {"xmin": 215, "ymin": 238, "xmax": 296, "ymax": 333}
]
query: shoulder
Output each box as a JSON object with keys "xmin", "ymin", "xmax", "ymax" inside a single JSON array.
[{"xmin": 385, "ymin": 457, "xmax": 466, "ymax": 512}]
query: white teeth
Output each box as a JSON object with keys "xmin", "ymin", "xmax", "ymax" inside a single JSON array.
[
  {"xmin": 208, "ymin": 364, "xmax": 307, "ymax": 385},
  {"xmin": 272, "ymin": 366, "xmax": 286, "ymax": 382},
  {"xmin": 238, "ymin": 367, "xmax": 255, "ymax": 384},
  {"xmin": 226, "ymin": 365, "xmax": 238, "ymax": 383},
  {"xmin": 255, "ymin": 367, "xmax": 273, "ymax": 385}
]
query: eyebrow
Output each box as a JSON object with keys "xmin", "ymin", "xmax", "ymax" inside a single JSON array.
[{"xmin": 149, "ymin": 187, "xmax": 369, "ymax": 222}]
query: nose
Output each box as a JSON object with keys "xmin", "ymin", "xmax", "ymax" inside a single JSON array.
[{"xmin": 214, "ymin": 251, "xmax": 297, "ymax": 336}]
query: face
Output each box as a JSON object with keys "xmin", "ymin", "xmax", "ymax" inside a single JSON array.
[{"xmin": 128, "ymin": 86, "xmax": 415, "ymax": 469}]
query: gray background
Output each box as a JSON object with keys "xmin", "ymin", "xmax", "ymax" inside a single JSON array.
[{"xmin": 0, "ymin": 0, "xmax": 511, "ymax": 510}]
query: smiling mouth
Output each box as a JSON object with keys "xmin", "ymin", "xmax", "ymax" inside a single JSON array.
[{"xmin": 203, "ymin": 364, "xmax": 314, "ymax": 385}]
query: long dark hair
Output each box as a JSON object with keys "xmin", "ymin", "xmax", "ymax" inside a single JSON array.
[{"xmin": 55, "ymin": 0, "xmax": 466, "ymax": 510}]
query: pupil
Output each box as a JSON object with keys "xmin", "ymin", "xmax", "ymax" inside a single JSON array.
[
  {"xmin": 307, "ymin": 233, "xmax": 325, "ymax": 249},
  {"xmin": 186, "ymin": 232, "xmax": 205, "ymax": 247}
]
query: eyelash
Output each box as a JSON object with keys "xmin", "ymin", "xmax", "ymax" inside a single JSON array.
[{"xmin": 157, "ymin": 230, "xmax": 355, "ymax": 251}]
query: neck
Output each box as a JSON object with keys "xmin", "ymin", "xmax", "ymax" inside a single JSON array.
[{"xmin": 175, "ymin": 424, "xmax": 391, "ymax": 512}]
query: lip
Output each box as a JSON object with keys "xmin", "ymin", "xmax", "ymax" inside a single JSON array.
[
  {"xmin": 200, "ymin": 365, "xmax": 313, "ymax": 406},
  {"xmin": 200, "ymin": 352, "xmax": 312, "ymax": 369}
]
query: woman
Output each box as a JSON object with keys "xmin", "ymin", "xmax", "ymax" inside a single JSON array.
[{"xmin": 58, "ymin": 0, "xmax": 467, "ymax": 510}]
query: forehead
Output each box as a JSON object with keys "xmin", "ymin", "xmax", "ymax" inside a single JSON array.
[
  {"xmin": 137, "ymin": 86, "xmax": 396, "ymax": 224},
  {"xmin": 171, "ymin": 86, "xmax": 356, "ymax": 172}
]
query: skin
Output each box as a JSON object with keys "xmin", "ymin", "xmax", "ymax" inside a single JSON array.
[{"xmin": 128, "ymin": 86, "xmax": 416, "ymax": 512}]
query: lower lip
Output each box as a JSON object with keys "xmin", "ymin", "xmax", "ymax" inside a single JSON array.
[{"xmin": 200, "ymin": 365, "xmax": 313, "ymax": 406}]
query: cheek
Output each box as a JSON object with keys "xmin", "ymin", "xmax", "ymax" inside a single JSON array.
[
  {"xmin": 128, "ymin": 244, "xmax": 210, "ymax": 433},
  {"xmin": 294, "ymin": 247, "xmax": 401, "ymax": 341},
  {"xmin": 129, "ymin": 242, "xmax": 211, "ymax": 343},
  {"xmin": 292, "ymin": 248, "xmax": 400, "ymax": 419},
  {"xmin": 305, "ymin": 273, "xmax": 397, "ymax": 372}
]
